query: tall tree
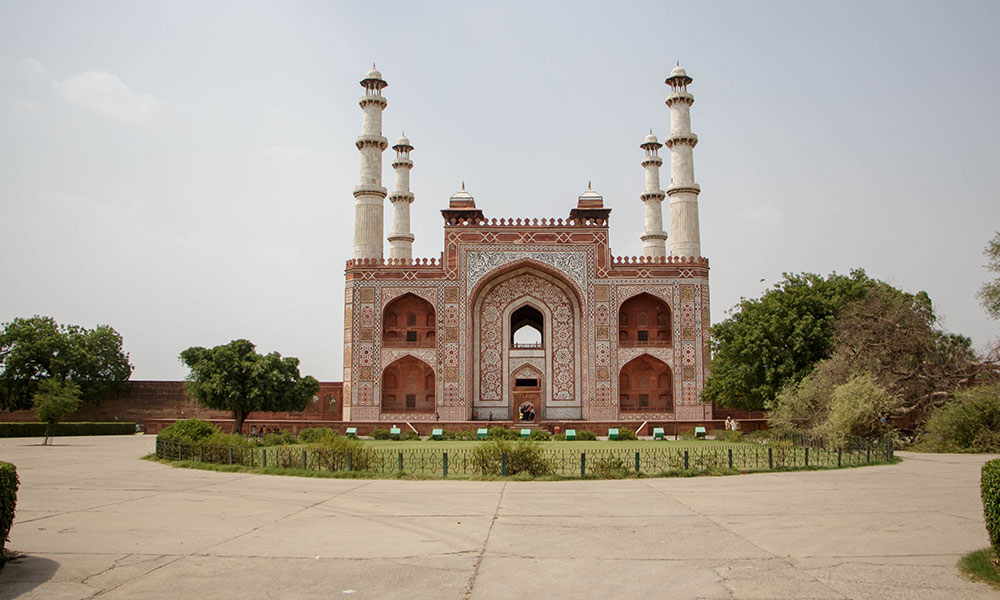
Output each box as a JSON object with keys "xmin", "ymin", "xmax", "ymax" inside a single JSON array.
[
  {"xmin": 0, "ymin": 316, "xmax": 133, "ymax": 412},
  {"xmin": 704, "ymin": 269, "xmax": 883, "ymax": 411},
  {"xmin": 979, "ymin": 232, "xmax": 1000, "ymax": 320},
  {"xmin": 179, "ymin": 339, "xmax": 319, "ymax": 434}
]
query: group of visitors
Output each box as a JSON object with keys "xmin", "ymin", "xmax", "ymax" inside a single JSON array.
[
  {"xmin": 248, "ymin": 425, "xmax": 279, "ymax": 438},
  {"xmin": 724, "ymin": 417, "xmax": 741, "ymax": 431},
  {"xmin": 519, "ymin": 405, "xmax": 535, "ymax": 422}
]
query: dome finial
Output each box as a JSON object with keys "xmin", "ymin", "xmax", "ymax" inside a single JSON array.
[
  {"xmin": 588, "ymin": 180, "xmax": 592, "ymax": 190},
  {"xmin": 461, "ymin": 180, "xmax": 466, "ymax": 191}
]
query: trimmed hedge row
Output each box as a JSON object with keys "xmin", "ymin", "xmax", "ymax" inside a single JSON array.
[
  {"xmin": 983, "ymin": 459, "xmax": 1000, "ymax": 557},
  {"xmin": 0, "ymin": 422, "xmax": 137, "ymax": 438},
  {"xmin": 1, "ymin": 462, "xmax": 17, "ymax": 554}
]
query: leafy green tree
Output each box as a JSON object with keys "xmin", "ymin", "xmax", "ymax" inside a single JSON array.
[
  {"xmin": 179, "ymin": 339, "xmax": 319, "ymax": 434},
  {"xmin": 979, "ymin": 232, "xmax": 1000, "ymax": 320},
  {"xmin": 704, "ymin": 269, "xmax": 882, "ymax": 410},
  {"xmin": 917, "ymin": 383, "xmax": 1000, "ymax": 452},
  {"xmin": 32, "ymin": 379, "xmax": 82, "ymax": 445},
  {"xmin": 816, "ymin": 373, "xmax": 900, "ymax": 446},
  {"xmin": 0, "ymin": 316, "xmax": 133, "ymax": 411}
]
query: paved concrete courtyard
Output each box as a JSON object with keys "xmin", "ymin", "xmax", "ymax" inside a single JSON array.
[{"xmin": 0, "ymin": 436, "xmax": 996, "ymax": 599}]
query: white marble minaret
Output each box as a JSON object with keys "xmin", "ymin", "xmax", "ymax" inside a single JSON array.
[
  {"xmin": 665, "ymin": 65, "xmax": 702, "ymax": 258},
  {"xmin": 640, "ymin": 131, "xmax": 667, "ymax": 258},
  {"xmin": 353, "ymin": 65, "xmax": 389, "ymax": 260},
  {"xmin": 387, "ymin": 134, "xmax": 415, "ymax": 259}
]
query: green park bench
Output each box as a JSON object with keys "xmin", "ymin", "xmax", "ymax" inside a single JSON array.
[
  {"xmin": 345, "ymin": 427, "xmax": 357, "ymax": 439},
  {"xmin": 477, "ymin": 428, "xmax": 488, "ymax": 440},
  {"xmin": 653, "ymin": 427, "xmax": 665, "ymax": 440},
  {"xmin": 608, "ymin": 428, "xmax": 619, "ymax": 440},
  {"xmin": 390, "ymin": 426, "xmax": 401, "ymax": 440},
  {"xmin": 432, "ymin": 428, "xmax": 443, "ymax": 440},
  {"xmin": 695, "ymin": 426, "xmax": 706, "ymax": 439},
  {"xmin": 521, "ymin": 428, "xmax": 531, "ymax": 439},
  {"xmin": 565, "ymin": 429, "xmax": 576, "ymax": 441}
]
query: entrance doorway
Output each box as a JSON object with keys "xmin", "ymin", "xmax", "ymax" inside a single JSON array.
[{"xmin": 512, "ymin": 369, "xmax": 541, "ymax": 422}]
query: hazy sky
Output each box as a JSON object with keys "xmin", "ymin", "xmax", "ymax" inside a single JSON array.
[{"xmin": 2, "ymin": 1, "xmax": 999, "ymax": 381}]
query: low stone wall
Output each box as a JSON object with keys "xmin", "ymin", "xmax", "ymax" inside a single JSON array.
[{"xmin": 143, "ymin": 418, "xmax": 767, "ymax": 436}]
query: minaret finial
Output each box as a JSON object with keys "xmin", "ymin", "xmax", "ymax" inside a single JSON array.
[
  {"xmin": 461, "ymin": 180, "xmax": 465, "ymax": 191},
  {"xmin": 588, "ymin": 180, "xmax": 592, "ymax": 190}
]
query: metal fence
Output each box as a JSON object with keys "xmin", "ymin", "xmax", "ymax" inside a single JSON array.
[{"xmin": 156, "ymin": 436, "xmax": 894, "ymax": 478}]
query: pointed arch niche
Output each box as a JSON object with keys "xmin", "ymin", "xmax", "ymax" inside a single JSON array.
[
  {"xmin": 619, "ymin": 354, "xmax": 673, "ymax": 412},
  {"xmin": 618, "ymin": 293, "xmax": 671, "ymax": 347},
  {"xmin": 472, "ymin": 265, "xmax": 583, "ymax": 420},
  {"xmin": 381, "ymin": 356, "xmax": 436, "ymax": 413},
  {"xmin": 383, "ymin": 293, "xmax": 436, "ymax": 347}
]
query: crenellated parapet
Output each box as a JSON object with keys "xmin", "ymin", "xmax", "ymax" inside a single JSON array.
[{"xmin": 445, "ymin": 216, "xmax": 608, "ymax": 228}]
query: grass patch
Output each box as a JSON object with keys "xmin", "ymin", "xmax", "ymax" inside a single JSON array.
[{"xmin": 958, "ymin": 547, "xmax": 1000, "ymax": 589}]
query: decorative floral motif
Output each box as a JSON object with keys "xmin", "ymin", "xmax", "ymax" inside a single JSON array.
[{"xmin": 467, "ymin": 248, "xmax": 588, "ymax": 292}]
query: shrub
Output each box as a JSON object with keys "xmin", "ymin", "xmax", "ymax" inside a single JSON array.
[
  {"xmin": 983, "ymin": 459, "xmax": 1000, "ymax": 558},
  {"xmin": 399, "ymin": 430, "xmax": 420, "ymax": 441},
  {"xmin": 725, "ymin": 430, "xmax": 743, "ymax": 443},
  {"xmin": 0, "ymin": 462, "xmax": 17, "ymax": 555},
  {"xmin": 297, "ymin": 427, "xmax": 338, "ymax": 444},
  {"xmin": 200, "ymin": 432, "xmax": 256, "ymax": 449},
  {"xmin": 443, "ymin": 429, "xmax": 476, "ymax": 441},
  {"xmin": 919, "ymin": 384, "xmax": 1000, "ymax": 452},
  {"xmin": 576, "ymin": 430, "xmax": 597, "ymax": 441},
  {"xmin": 157, "ymin": 418, "xmax": 219, "ymax": 443},
  {"xmin": 472, "ymin": 440, "xmax": 549, "ymax": 476},
  {"xmin": 590, "ymin": 456, "xmax": 629, "ymax": 478},
  {"xmin": 0, "ymin": 422, "xmax": 137, "ymax": 437},
  {"xmin": 770, "ymin": 439, "xmax": 795, "ymax": 468},
  {"xmin": 615, "ymin": 428, "xmax": 638, "ymax": 441},
  {"xmin": 486, "ymin": 427, "xmax": 519, "ymax": 441},
  {"xmin": 553, "ymin": 432, "xmax": 566, "ymax": 441},
  {"xmin": 529, "ymin": 429, "xmax": 551, "ymax": 441},
  {"xmin": 308, "ymin": 435, "xmax": 373, "ymax": 471},
  {"xmin": 370, "ymin": 428, "xmax": 391, "ymax": 440},
  {"xmin": 816, "ymin": 373, "xmax": 899, "ymax": 447},
  {"xmin": 262, "ymin": 431, "xmax": 297, "ymax": 446}
]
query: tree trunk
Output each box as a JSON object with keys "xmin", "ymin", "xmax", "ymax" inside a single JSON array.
[
  {"xmin": 233, "ymin": 410, "xmax": 248, "ymax": 435},
  {"xmin": 44, "ymin": 422, "xmax": 54, "ymax": 446}
]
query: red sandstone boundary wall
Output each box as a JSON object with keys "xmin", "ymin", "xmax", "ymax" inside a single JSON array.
[{"xmin": 1, "ymin": 381, "xmax": 344, "ymax": 425}]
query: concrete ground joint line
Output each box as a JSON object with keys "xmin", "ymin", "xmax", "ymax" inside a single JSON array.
[
  {"xmin": 85, "ymin": 553, "xmax": 189, "ymax": 599},
  {"xmin": 640, "ymin": 479, "xmax": 852, "ymax": 600},
  {"xmin": 462, "ymin": 481, "xmax": 506, "ymax": 600},
  {"xmin": 193, "ymin": 480, "xmax": 377, "ymax": 555}
]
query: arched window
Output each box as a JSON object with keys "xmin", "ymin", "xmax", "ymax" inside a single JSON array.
[
  {"xmin": 511, "ymin": 305, "xmax": 544, "ymax": 348},
  {"xmin": 619, "ymin": 355, "xmax": 673, "ymax": 412},
  {"xmin": 619, "ymin": 294, "xmax": 671, "ymax": 347},
  {"xmin": 383, "ymin": 294, "xmax": 436, "ymax": 348},
  {"xmin": 381, "ymin": 356, "xmax": 435, "ymax": 413}
]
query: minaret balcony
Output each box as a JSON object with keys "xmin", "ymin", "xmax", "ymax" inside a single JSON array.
[
  {"xmin": 640, "ymin": 191, "xmax": 666, "ymax": 202},
  {"xmin": 356, "ymin": 135, "xmax": 388, "ymax": 150},
  {"xmin": 641, "ymin": 156, "xmax": 663, "ymax": 167},
  {"xmin": 666, "ymin": 183, "xmax": 700, "ymax": 196},
  {"xmin": 388, "ymin": 192, "xmax": 414, "ymax": 203},
  {"xmin": 665, "ymin": 92, "xmax": 694, "ymax": 107},
  {"xmin": 358, "ymin": 95, "xmax": 387, "ymax": 108},
  {"xmin": 664, "ymin": 133, "xmax": 698, "ymax": 148},
  {"xmin": 353, "ymin": 184, "xmax": 388, "ymax": 198}
]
